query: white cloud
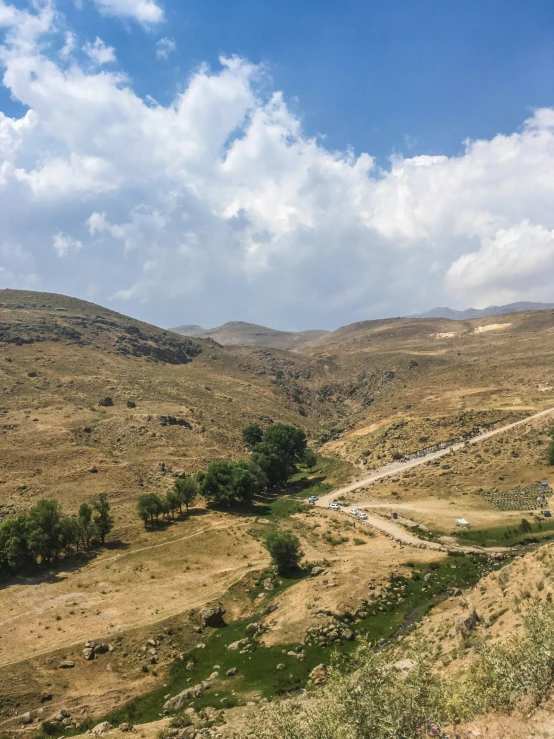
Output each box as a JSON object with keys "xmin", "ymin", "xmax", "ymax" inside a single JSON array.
[
  {"xmin": 1, "ymin": 0, "xmax": 554, "ymax": 328},
  {"xmin": 59, "ymin": 31, "xmax": 77, "ymax": 59},
  {"xmin": 83, "ymin": 37, "xmax": 116, "ymax": 65},
  {"xmin": 93, "ymin": 0, "xmax": 163, "ymax": 25},
  {"xmin": 156, "ymin": 37, "xmax": 175, "ymax": 60},
  {"xmin": 53, "ymin": 231, "xmax": 83, "ymax": 256}
]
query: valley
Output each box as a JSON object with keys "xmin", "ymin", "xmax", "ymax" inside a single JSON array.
[{"xmin": 1, "ymin": 290, "xmax": 554, "ymax": 738}]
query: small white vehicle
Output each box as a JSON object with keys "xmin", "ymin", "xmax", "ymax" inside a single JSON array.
[
  {"xmin": 356, "ymin": 512, "xmax": 368, "ymax": 521},
  {"xmin": 308, "ymin": 495, "xmax": 319, "ymax": 504},
  {"xmin": 327, "ymin": 502, "xmax": 341, "ymax": 510},
  {"xmin": 348, "ymin": 508, "xmax": 359, "ymax": 517}
]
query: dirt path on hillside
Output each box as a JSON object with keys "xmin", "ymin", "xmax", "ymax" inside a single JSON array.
[{"xmin": 316, "ymin": 405, "xmax": 554, "ymax": 553}]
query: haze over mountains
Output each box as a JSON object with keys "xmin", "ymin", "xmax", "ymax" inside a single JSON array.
[{"xmin": 171, "ymin": 302, "xmax": 554, "ymax": 348}]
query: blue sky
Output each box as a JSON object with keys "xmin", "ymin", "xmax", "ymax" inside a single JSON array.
[{"xmin": 1, "ymin": 0, "xmax": 554, "ymax": 329}]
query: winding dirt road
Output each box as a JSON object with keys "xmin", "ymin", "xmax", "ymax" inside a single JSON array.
[{"xmin": 316, "ymin": 406, "xmax": 554, "ymax": 553}]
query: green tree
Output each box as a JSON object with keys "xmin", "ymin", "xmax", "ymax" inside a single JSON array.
[
  {"xmin": 59, "ymin": 517, "xmax": 80, "ymax": 555},
  {"xmin": 93, "ymin": 494, "xmax": 114, "ymax": 545},
  {"xmin": 253, "ymin": 424, "xmax": 308, "ymax": 486},
  {"xmin": 174, "ymin": 477, "xmax": 198, "ymax": 515},
  {"xmin": 242, "ymin": 423, "xmax": 263, "ymax": 450},
  {"xmin": 264, "ymin": 529, "xmax": 303, "ymax": 575},
  {"xmin": 78, "ymin": 503, "xmax": 95, "ymax": 548},
  {"xmin": 165, "ymin": 488, "xmax": 180, "ymax": 519},
  {"xmin": 303, "ymin": 448, "xmax": 317, "ymax": 470},
  {"xmin": 26, "ymin": 500, "xmax": 63, "ymax": 563},
  {"xmin": 0, "ymin": 516, "xmax": 32, "ymax": 574},
  {"xmin": 137, "ymin": 493, "xmax": 162, "ymax": 527}
]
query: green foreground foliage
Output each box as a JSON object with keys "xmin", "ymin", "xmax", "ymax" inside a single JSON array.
[
  {"xmin": 0, "ymin": 494, "xmax": 113, "ymax": 579},
  {"xmin": 254, "ymin": 599, "xmax": 554, "ymax": 739}
]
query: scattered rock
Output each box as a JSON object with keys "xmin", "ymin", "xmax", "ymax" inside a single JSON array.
[
  {"xmin": 40, "ymin": 691, "xmax": 52, "ymax": 702},
  {"xmin": 119, "ymin": 723, "xmax": 134, "ymax": 732},
  {"xmin": 58, "ymin": 660, "xmax": 75, "ymax": 669},
  {"xmin": 99, "ymin": 397, "xmax": 114, "ymax": 407},
  {"xmin": 263, "ymin": 578, "xmax": 274, "ymax": 591},
  {"xmin": 127, "ymin": 401, "xmax": 136, "ymax": 409},
  {"xmin": 276, "ymin": 663, "xmax": 285, "ymax": 670},
  {"xmin": 21, "ymin": 712, "xmax": 33, "ymax": 725},
  {"xmin": 83, "ymin": 648, "xmax": 95, "ymax": 660},
  {"xmin": 179, "ymin": 728, "xmax": 196, "ymax": 739},
  {"xmin": 226, "ymin": 667, "xmax": 237, "ymax": 676},
  {"xmin": 311, "ymin": 566, "xmax": 324, "ymax": 576}
]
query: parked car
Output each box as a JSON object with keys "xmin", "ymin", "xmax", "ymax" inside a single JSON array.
[
  {"xmin": 348, "ymin": 508, "xmax": 359, "ymax": 517},
  {"xmin": 327, "ymin": 502, "xmax": 341, "ymax": 510},
  {"xmin": 308, "ymin": 495, "xmax": 319, "ymax": 504},
  {"xmin": 356, "ymin": 512, "xmax": 368, "ymax": 521}
]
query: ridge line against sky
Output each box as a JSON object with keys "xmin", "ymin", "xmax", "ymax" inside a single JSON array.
[{"xmin": 1, "ymin": 0, "xmax": 554, "ymax": 331}]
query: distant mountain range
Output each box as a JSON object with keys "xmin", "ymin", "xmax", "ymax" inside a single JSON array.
[
  {"xmin": 172, "ymin": 302, "xmax": 554, "ymax": 349},
  {"xmin": 170, "ymin": 320, "xmax": 329, "ymax": 350},
  {"xmin": 413, "ymin": 302, "xmax": 554, "ymax": 320}
]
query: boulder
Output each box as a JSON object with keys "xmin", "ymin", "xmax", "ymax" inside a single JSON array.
[
  {"xmin": 83, "ymin": 648, "xmax": 95, "ymax": 660},
  {"xmin": 40, "ymin": 691, "xmax": 52, "ymax": 702},
  {"xmin": 20, "ymin": 712, "xmax": 33, "ymax": 725},
  {"xmin": 94, "ymin": 643, "xmax": 109, "ymax": 655},
  {"xmin": 58, "ymin": 660, "xmax": 75, "ymax": 669},
  {"xmin": 263, "ymin": 579, "xmax": 274, "ymax": 591},
  {"xmin": 456, "ymin": 609, "xmax": 480, "ymax": 636},
  {"xmin": 276, "ymin": 663, "xmax": 285, "ymax": 670},
  {"xmin": 309, "ymin": 664, "xmax": 328, "ymax": 683},
  {"xmin": 163, "ymin": 682, "xmax": 210, "ymax": 711},
  {"xmin": 119, "ymin": 723, "xmax": 134, "ymax": 732},
  {"xmin": 227, "ymin": 638, "xmax": 249, "ymax": 651},
  {"xmin": 342, "ymin": 628, "xmax": 355, "ymax": 641},
  {"xmin": 91, "ymin": 722, "xmax": 113, "ymax": 735},
  {"xmin": 311, "ymin": 566, "xmax": 324, "ymax": 576},
  {"xmin": 260, "ymin": 603, "xmax": 278, "ymax": 616},
  {"xmin": 199, "ymin": 603, "xmax": 225, "ymax": 628},
  {"xmin": 226, "ymin": 667, "xmax": 238, "ymax": 676}
]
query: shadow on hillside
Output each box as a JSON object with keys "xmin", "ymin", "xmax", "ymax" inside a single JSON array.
[
  {"xmin": 204, "ymin": 477, "xmax": 327, "ymax": 520},
  {"xmin": 104, "ymin": 539, "xmax": 130, "ymax": 551}
]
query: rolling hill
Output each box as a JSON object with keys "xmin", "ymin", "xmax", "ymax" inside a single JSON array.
[{"xmin": 170, "ymin": 320, "xmax": 329, "ymax": 349}]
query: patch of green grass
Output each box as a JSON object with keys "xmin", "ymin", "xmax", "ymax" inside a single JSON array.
[
  {"xmin": 90, "ymin": 556, "xmax": 499, "ymax": 732},
  {"xmin": 456, "ymin": 520, "xmax": 554, "ymax": 547}
]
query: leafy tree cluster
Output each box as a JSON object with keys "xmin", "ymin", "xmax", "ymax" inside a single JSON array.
[
  {"xmin": 137, "ymin": 476, "xmax": 198, "ymax": 528},
  {"xmin": 197, "ymin": 423, "xmax": 315, "ymax": 506},
  {"xmin": 0, "ymin": 494, "xmax": 113, "ymax": 579}
]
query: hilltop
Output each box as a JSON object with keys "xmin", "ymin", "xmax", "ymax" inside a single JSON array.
[{"xmin": 171, "ymin": 320, "xmax": 329, "ymax": 349}]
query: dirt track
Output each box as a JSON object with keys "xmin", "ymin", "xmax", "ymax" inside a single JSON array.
[{"xmin": 316, "ymin": 405, "xmax": 554, "ymax": 553}]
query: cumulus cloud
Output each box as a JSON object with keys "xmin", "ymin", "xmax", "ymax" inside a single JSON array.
[
  {"xmin": 83, "ymin": 37, "xmax": 116, "ymax": 65},
  {"xmin": 93, "ymin": 0, "xmax": 163, "ymax": 25},
  {"xmin": 156, "ymin": 37, "xmax": 175, "ymax": 60},
  {"xmin": 53, "ymin": 231, "xmax": 83, "ymax": 256},
  {"xmin": 1, "ymin": 0, "xmax": 554, "ymax": 328}
]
